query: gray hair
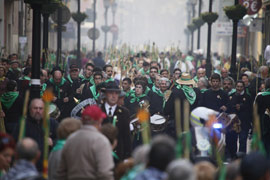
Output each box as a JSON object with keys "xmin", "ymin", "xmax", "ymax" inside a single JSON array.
[
  {"xmin": 132, "ymin": 144, "xmax": 150, "ymax": 165},
  {"xmin": 16, "ymin": 138, "xmax": 40, "ymax": 161},
  {"xmin": 167, "ymin": 159, "xmax": 195, "ymax": 180},
  {"xmin": 259, "ymin": 66, "xmax": 268, "ymax": 74},
  {"xmin": 159, "ymin": 77, "xmax": 170, "ymax": 87},
  {"xmin": 198, "ymin": 77, "xmax": 208, "ymax": 87},
  {"xmin": 223, "ymin": 76, "xmax": 235, "ymax": 87}
]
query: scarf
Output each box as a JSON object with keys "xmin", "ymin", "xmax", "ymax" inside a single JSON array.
[
  {"xmin": 228, "ymin": 89, "xmax": 236, "ymax": 96},
  {"xmin": 126, "ymin": 89, "xmax": 134, "ymax": 97},
  {"xmin": 261, "ymin": 89, "xmax": 270, "ymax": 96},
  {"xmin": 51, "ymin": 140, "xmax": 66, "ymax": 152},
  {"xmin": 112, "ymin": 151, "xmax": 119, "ymax": 160},
  {"xmin": 105, "ymin": 77, "xmax": 114, "ymax": 83},
  {"xmin": 0, "ymin": 91, "xmax": 19, "ymax": 109},
  {"xmin": 181, "ymin": 85, "xmax": 196, "ymax": 105},
  {"xmin": 49, "ymin": 78, "xmax": 66, "ymax": 98},
  {"xmin": 130, "ymin": 93, "xmax": 147, "ymax": 103},
  {"xmin": 148, "ymin": 78, "xmax": 154, "ymax": 85},
  {"xmin": 67, "ymin": 75, "xmax": 73, "ymax": 84},
  {"xmin": 19, "ymin": 76, "xmax": 31, "ymax": 81},
  {"xmin": 90, "ymin": 85, "xmax": 99, "ymax": 100},
  {"xmin": 200, "ymin": 89, "xmax": 208, "ymax": 93},
  {"xmin": 152, "ymin": 86, "xmax": 164, "ymax": 97}
]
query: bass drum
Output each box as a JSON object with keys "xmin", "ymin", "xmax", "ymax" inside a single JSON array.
[
  {"xmin": 150, "ymin": 114, "xmax": 167, "ymax": 132},
  {"xmin": 49, "ymin": 104, "xmax": 60, "ymax": 120}
]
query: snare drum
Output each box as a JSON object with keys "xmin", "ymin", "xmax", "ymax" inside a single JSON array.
[
  {"xmin": 150, "ymin": 114, "xmax": 167, "ymax": 132},
  {"xmin": 49, "ymin": 104, "xmax": 60, "ymax": 120}
]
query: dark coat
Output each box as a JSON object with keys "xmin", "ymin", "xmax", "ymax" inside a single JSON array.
[
  {"xmin": 124, "ymin": 95, "xmax": 151, "ymax": 117},
  {"xmin": 13, "ymin": 117, "xmax": 58, "ymax": 172},
  {"xmin": 101, "ymin": 104, "xmax": 132, "ymax": 160},
  {"xmin": 229, "ymin": 92, "xmax": 252, "ymax": 130},
  {"xmin": 200, "ymin": 89, "xmax": 230, "ymax": 113},
  {"xmin": 44, "ymin": 79, "xmax": 71, "ymax": 119},
  {"xmin": 2, "ymin": 95, "xmax": 23, "ymax": 134}
]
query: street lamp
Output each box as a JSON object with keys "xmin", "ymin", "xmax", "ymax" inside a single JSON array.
[
  {"xmin": 102, "ymin": 0, "xmax": 110, "ymax": 51},
  {"xmin": 111, "ymin": 1, "xmax": 118, "ymax": 47}
]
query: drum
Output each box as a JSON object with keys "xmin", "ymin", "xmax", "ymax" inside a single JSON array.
[
  {"xmin": 150, "ymin": 114, "xmax": 167, "ymax": 132},
  {"xmin": 49, "ymin": 104, "xmax": 60, "ymax": 120}
]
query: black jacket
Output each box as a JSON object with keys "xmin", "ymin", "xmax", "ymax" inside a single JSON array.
[
  {"xmin": 13, "ymin": 117, "xmax": 58, "ymax": 172},
  {"xmin": 101, "ymin": 104, "xmax": 132, "ymax": 160}
]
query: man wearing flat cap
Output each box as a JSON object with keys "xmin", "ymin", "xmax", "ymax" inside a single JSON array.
[
  {"xmin": 101, "ymin": 81, "xmax": 132, "ymax": 160},
  {"xmin": 57, "ymin": 105, "xmax": 114, "ymax": 180},
  {"xmin": 6, "ymin": 60, "xmax": 21, "ymax": 81}
]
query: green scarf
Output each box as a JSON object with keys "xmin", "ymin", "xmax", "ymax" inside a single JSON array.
[
  {"xmin": 148, "ymin": 78, "xmax": 153, "ymax": 85},
  {"xmin": 139, "ymin": 68, "xmax": 149, "ymax": 75},
  {"xmin": 228, "ymin": 89, "xmax": 236, "ymax": 96},
  {"xmin": 52, "ymin": 140, "xmax": 66, "ymax": 152},
  {"xmin": 261, "ymin": 89, "xmax": 270, "ymax": 96},
  {"xmin": 49, "ymin": 78, "xmax": 66, "ymax": 98},
  {"xmin": 105, "ymin": 77, "xmax": 114, "ymax": 83},
  {"xmin": 200, "ymin": 89, "xmax": 208, "ymax": 93},
  {"xmin": 90, "ymin": 85, "xmax": 100, "ymax": 100},
  {"xmin": 126, "ymin": 89, "xmax": 135, "ymax": 97},
  {"xmin": 130, "ymin": 93, "xmax": 147, "ymax": 103},
  {"xmin": 19, "ymin": 76, "xmax": 31, "ymax": 81},
  {"xmin": 193, "ymin": 76, "xmax": 199, "ymax": 83},
  {"xmin": 152, "ymin": 86, "xmax": 164, "ymax": 97},
  {"xmin": 181, "ymin": 85, "xmax": 196, "ymax": 105},
  {"xmin": 1, "ymin": 91, "xmax": 19, "ymax": 109},
  {"xmin": 112, "ymin": 151, "xmax": 119, "ymax": 160},
  {"xmin": 145, "ymin": 86, "xmax": 151, "ymax": 95},
  {"xmin": 67, "ymin": 75, "xmax": 73, "ymax": 84}
]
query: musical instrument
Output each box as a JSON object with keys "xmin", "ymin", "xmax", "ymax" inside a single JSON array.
[
  {"xmin": 71, "ymin": 98, "xmax": 97, "ymax": 119},
  {"xmin": 150, "ymin": 114, "xmax": 167, "ymax": 132},
  {"xmin": 217, "ymin": 113, "xmax": 241, "ymax": 133},
  {"xmin": 49, "ymin": 104, "xmax": 60, "ymax": 120}
]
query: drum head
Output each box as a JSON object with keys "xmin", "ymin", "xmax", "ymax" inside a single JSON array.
[
  {"xmin": 150, "ymin": 114, "xmax": 166, "ymax": 125},
  {"xmin": 49, "ymin": 104, "xmax": 56, "ymax": 114}
]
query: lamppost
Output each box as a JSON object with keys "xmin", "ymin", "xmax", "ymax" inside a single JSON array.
[
  {"xmin": 197, "ymin": 0, "xmax": 202, "ymax": 49},
  {"xmin": 102, "ymin": 0, "xmax": 110, "ymax": 51},
  {"xmin": 23, "ymin": 1, "xmax": 42, "ymax": 98},
  {"xmin": 77, "ymin": 0, "xmax": 81, "ymax": 67},
  {"xmin": 92, "ymin": 0, "xmax": 97, "ymax": 53},
  {"xmin": 56, "ymin": 3, "xmax": 62, "ymax": 66},
  {"xmin": 111, "ymin": 1, "xmax": 118, "ymax": 47},
  {"xmin": 190, "ymin": 0, "xmax": 197, "ymax": 52},
  {"xmin": 202, "ymin": 0, "xmax": 218, "ymax": 77}
]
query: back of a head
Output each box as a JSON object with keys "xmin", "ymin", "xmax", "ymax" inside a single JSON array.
[
  {"xmin": 194, "ymin": 161, "xmax": 216, "ymax": 180},
  {"xmin": 16, "ymin": 138, "xmax": 39, "ymax": 162},
  {"xmin": 57, "ymin": 118, "xmax": 82, "ymax": 139},
  {"xmin": 132, "ymin": 144, "xmax": 150, "ymax": 165},
  {"xmin": 148, "ymin": 135, "xmax": 176, "ymax": 171},
  {"xmin": 240, "ymin": 152, "xmax": 270, "ymax": 180},
  {"xmin": 167, "ymin": 159, "xmax": 195, "ymax": 180},
  {"xmin": 100, "ymin": 124, "xmax": 118, "ymax": 145},
  {"xmin": 6, "ymin": 80, "xmax": 17, "ymax": 92}
]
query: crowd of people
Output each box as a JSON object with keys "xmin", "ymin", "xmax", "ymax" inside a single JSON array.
[{"xmin": 0, "ymin": 49, "xmax": 269, "ymax": 180}]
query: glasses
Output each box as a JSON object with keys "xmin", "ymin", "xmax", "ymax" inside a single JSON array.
[{"xmin": 150, "ymin": 71, "xmax": 157, "ymax": 73}]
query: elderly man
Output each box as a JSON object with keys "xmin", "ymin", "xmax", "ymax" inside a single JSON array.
[
  {"xmin": 57, "ymin": 105, "xmax": 114, "ymax": 180},
  {"xmin": 13, "ymin": 98, "xmax": 58, "ymax": 172},
  {"xmin": 42, "ymin": 67, "xmax": 71, "ymax": 120},
  {"xmin": 2, "ymin": 138, "xmax": 41, "ymax": 180},
  {"xmin": 223, "ymin": 77, "xmax": 236, "ymax": 96},
  {"xmin": 193, "ymin": 68, "xmax": 206, "ymax": 83},
  {"xmin": 101, "ymin": 82, "xmax": 132, "ymax": 160}
]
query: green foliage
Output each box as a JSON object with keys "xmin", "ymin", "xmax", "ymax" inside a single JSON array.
[
  {"xmin": 192, "ymin": 17, "xmax": 205, "ymax": 28},
  {"xmin": 187, "ymin": 23, "xmax": 197, "ymax": 32},
  {"xmin": 72, "ymin": 12, "xmax": 88, "ymax": 23},
  {"xmin": 201, "ymin": 12, "xmax": 219, "ymax": 24},
  {"xmin": 224, "ymin": 4, "xmax": 247, "ymax": 20}
]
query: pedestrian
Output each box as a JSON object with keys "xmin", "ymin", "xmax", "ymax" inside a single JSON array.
[
  {"xmin": 2, "ymin": 138, "xmax": 42, "ymax": 180},
  {"xmin": 56, "ymin": 105, "xmax": 114, "ymax": 180},
  {"xmin": 0, "ymin": 133, "xmax": 15, "ymax": 177}
]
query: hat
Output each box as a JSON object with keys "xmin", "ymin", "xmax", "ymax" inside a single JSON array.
[
  {"xmin": 9, "ymin": 60, "xmax": 19, "ymax": 65},
  {"xmin": 103, "ymin": 82, "xmax": 121, "ymax": 93},
  {"xmin": 82, "ymin": 105, "xmax": 106, "ymax": 120},
  {"xmin": 176, "ymin": 73, "xmax": 195, "ymax": 85},
  {"xmin": 70, "ymin": 64, "xmax": 79, "ymax": 71}
]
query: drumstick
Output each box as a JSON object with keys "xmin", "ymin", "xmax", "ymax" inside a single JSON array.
[{"xmin": 174, "ymin": 98, "xmax": 181, "ymax": 136}]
